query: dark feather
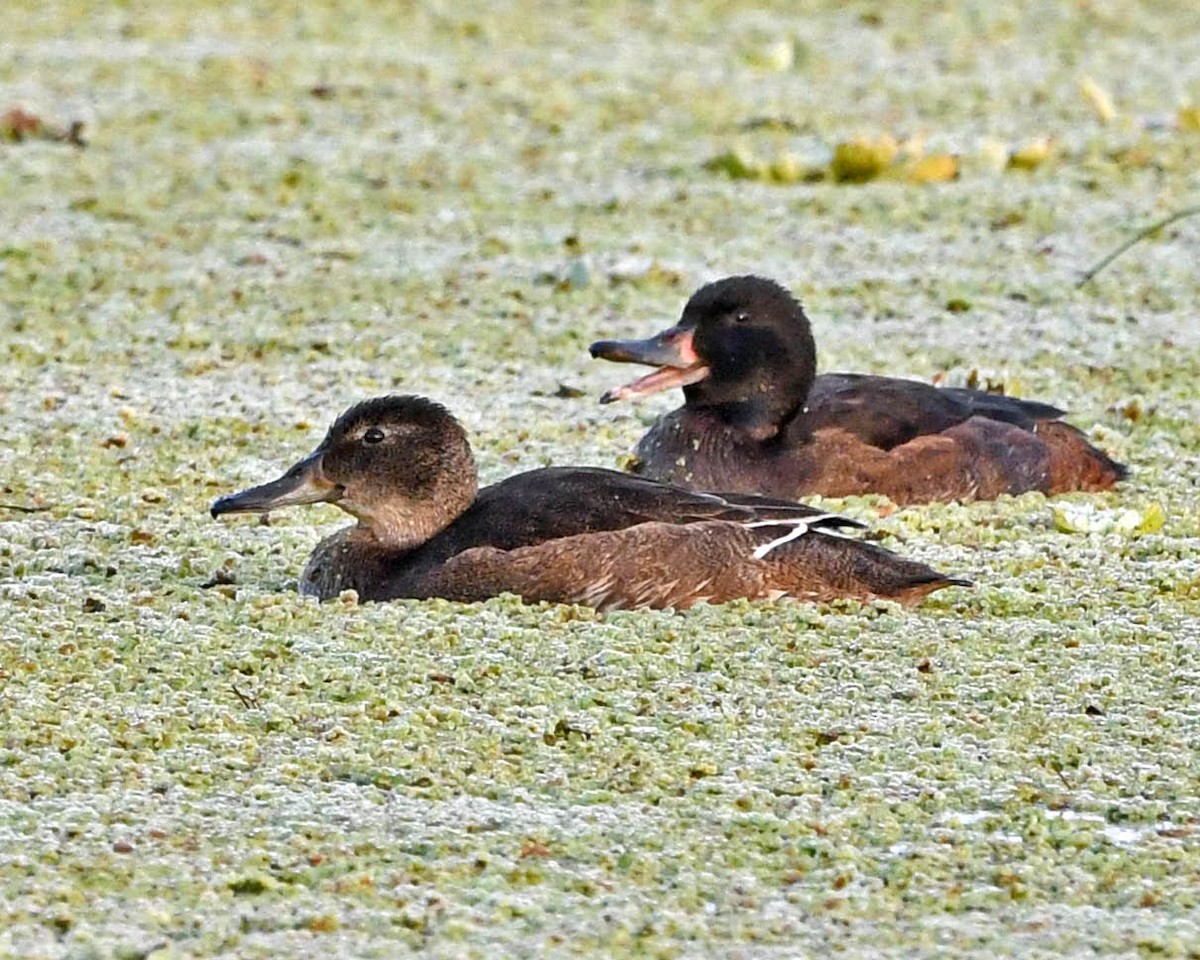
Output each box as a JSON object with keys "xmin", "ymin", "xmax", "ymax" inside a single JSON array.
[
  {"xmin": 394, "ymin": 466, "xmax": 861, "ymax": 577},
  {"xmin": 802, "ymin": 374, "xmax": 1064, "ymax": 449}
]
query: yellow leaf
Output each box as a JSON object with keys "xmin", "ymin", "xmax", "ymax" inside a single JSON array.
[
  {"xmin": 768, "ymin": 151, "xmax": 806, "ymax": 184},
  {"xmin": 1080, "ymin": 75, "xmax": 1117, "ymax": 124},
  {"xmin": 1007, "ymin": 137, "xmax": 1055, "ymax": 171},
  {"xmin": 903, "ymin": 153, "xmax": 959, "ymax": 183},
  {"xmin": 1052, "ymin": 505, "xmax": 1087, "ymax": 534},
  {"xmin": 1178, "ymin": 106, "xmax": 1200, "ymax": 131},
  {"xmin": 1136, "ymin": 502, "xmax": 1165, "ymax": 535},
  {"xmin": 830, "ymin": 134, "xmax": 898, "ymax": 183}
]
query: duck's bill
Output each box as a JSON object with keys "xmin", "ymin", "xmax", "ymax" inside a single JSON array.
[
  {"xmin": 210, "ymin": 452, "xmax": 342, "ymax": 518},
  {"xmin": 589, "ymin": 325, "xmax": 711, "ymax": 404},
  {"xmin": 596, "ymin": 363, "xmax": 712, "ymax": 404}
]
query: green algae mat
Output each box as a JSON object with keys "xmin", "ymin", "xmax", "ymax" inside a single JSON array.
[{"xmin": 4, "ymin": 2, "xmax": 1200, "ymax": 957}]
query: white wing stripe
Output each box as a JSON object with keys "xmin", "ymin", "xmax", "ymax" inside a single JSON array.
[{"xmin": 751, "ymin": 522, "xmax": 811, "ymax": 560}]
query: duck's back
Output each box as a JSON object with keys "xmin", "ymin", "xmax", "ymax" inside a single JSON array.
[
  {"xmin": 631, "ymin": 374, "xmax": 1125, "ymax": 504},
  {"xmin": 803, "ymin": 374, "xmax": 1061, "ymax": 448}
]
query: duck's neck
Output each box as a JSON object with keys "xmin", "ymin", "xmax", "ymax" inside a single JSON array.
[
  {"xmin": 354, "ymin": 474, "xmax": 478, "ymax": 552},
  {"xmin": 688, "ymin": 395, "xmax": 808, "ymax": 445},
  {"xmin": 684, "ymin": 365, "xmax": 815, "ymax": 444}
]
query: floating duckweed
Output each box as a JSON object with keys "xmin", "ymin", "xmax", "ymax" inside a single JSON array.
[
  {"xmin": 1051, "ymin": 502, "xmax": 1165, "ymax": 536},
  {"xmin": 703, "ymin": 144, "xmax": 764, "ymax": 180},
  {"xmin": 3, "ymin": 1, "xmax": 1199, "ymax": 958}
]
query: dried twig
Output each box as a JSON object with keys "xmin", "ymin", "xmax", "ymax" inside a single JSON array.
[
  {"xmin": 1077, "ymin": 204, "xmax": 1200, "ymax": 288},
  {"xmin": 231, "ymin": 684, "xmax": 261, "ymax": 710}
]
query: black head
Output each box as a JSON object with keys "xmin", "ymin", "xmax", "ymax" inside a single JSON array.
[
  {"xmin": 590, "ymin": 276, "xmax": 818, "ymax": 440},
  {"xmin": 211, "ymin": 395, "xmax": 478, "ymax": 548}
]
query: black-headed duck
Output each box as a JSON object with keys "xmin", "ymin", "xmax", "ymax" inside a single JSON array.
[
  {"xmin": 590, "ymin": 275, "xmax": 1127, "ymax": 505},
  {"xmin": 211, "ymin": 395, "xmax": 968, "ymax": 610}
]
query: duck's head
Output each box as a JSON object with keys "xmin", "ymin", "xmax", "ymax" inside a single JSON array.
[
  {"xmin": 211, "ymin": 395, "xmax": 477, "ymax": 549},
  {"xmin": 590, "ymin": 275, "xmax": 818, "ymax": 440}
]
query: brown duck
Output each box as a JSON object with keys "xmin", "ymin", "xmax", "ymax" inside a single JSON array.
[
  {"xmin": 590, "ymin": 275, "xmax": 1127, "ymax": 505},
  {"xmin": 210, "ymin": 395, "xmax": 969, "ymax": 610}
]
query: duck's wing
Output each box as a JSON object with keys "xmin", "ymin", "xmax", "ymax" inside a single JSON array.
[
  {"xmin": 803, "ymin": 373, "xmax": 1065, "ymax": 450},
  {"xmin": 416, "ymin": 516, "xmax": 966, "ymax": 611},
  {"xmin": 429, "ymin": 466, "xmax": 863, "ymax": 561},
  {"xmin": 937, "ymin": 387, "xmax": 1064, "ymax": 425}
]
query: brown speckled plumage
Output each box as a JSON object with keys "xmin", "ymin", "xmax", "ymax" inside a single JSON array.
[
  {"xmin": 591, "ymin": 276, "xmax": 1127, "ymax": 505},
  {"xmin": 212, "ymin": 395, "xmax": 968, "ymax": 610}
]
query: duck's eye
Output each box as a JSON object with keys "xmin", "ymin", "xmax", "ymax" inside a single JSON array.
[
  {"xmin": 735, "ymin": 312, "xmax": 750, "ymax": 323},
  {"xmin": 363, "ymin": 427, "xmax": 385, "ymax": 444}
]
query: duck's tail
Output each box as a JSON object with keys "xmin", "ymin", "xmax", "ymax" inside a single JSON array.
[
  {"xmin": 1035, "ymin": 419, "xmax": 1128, "ymax": 492},
  {"xmin": 751, "ymin": 528, "xmax": 971, "ymax": 607}
]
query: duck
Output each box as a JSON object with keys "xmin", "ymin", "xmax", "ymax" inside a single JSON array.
[
  {"xmin": 589, "ymin": 275, "xmax": 1127, "ymax": 505},
  {"xmin": 210, "ymin": 395, "xmax": 969, "ymax": 610}
]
